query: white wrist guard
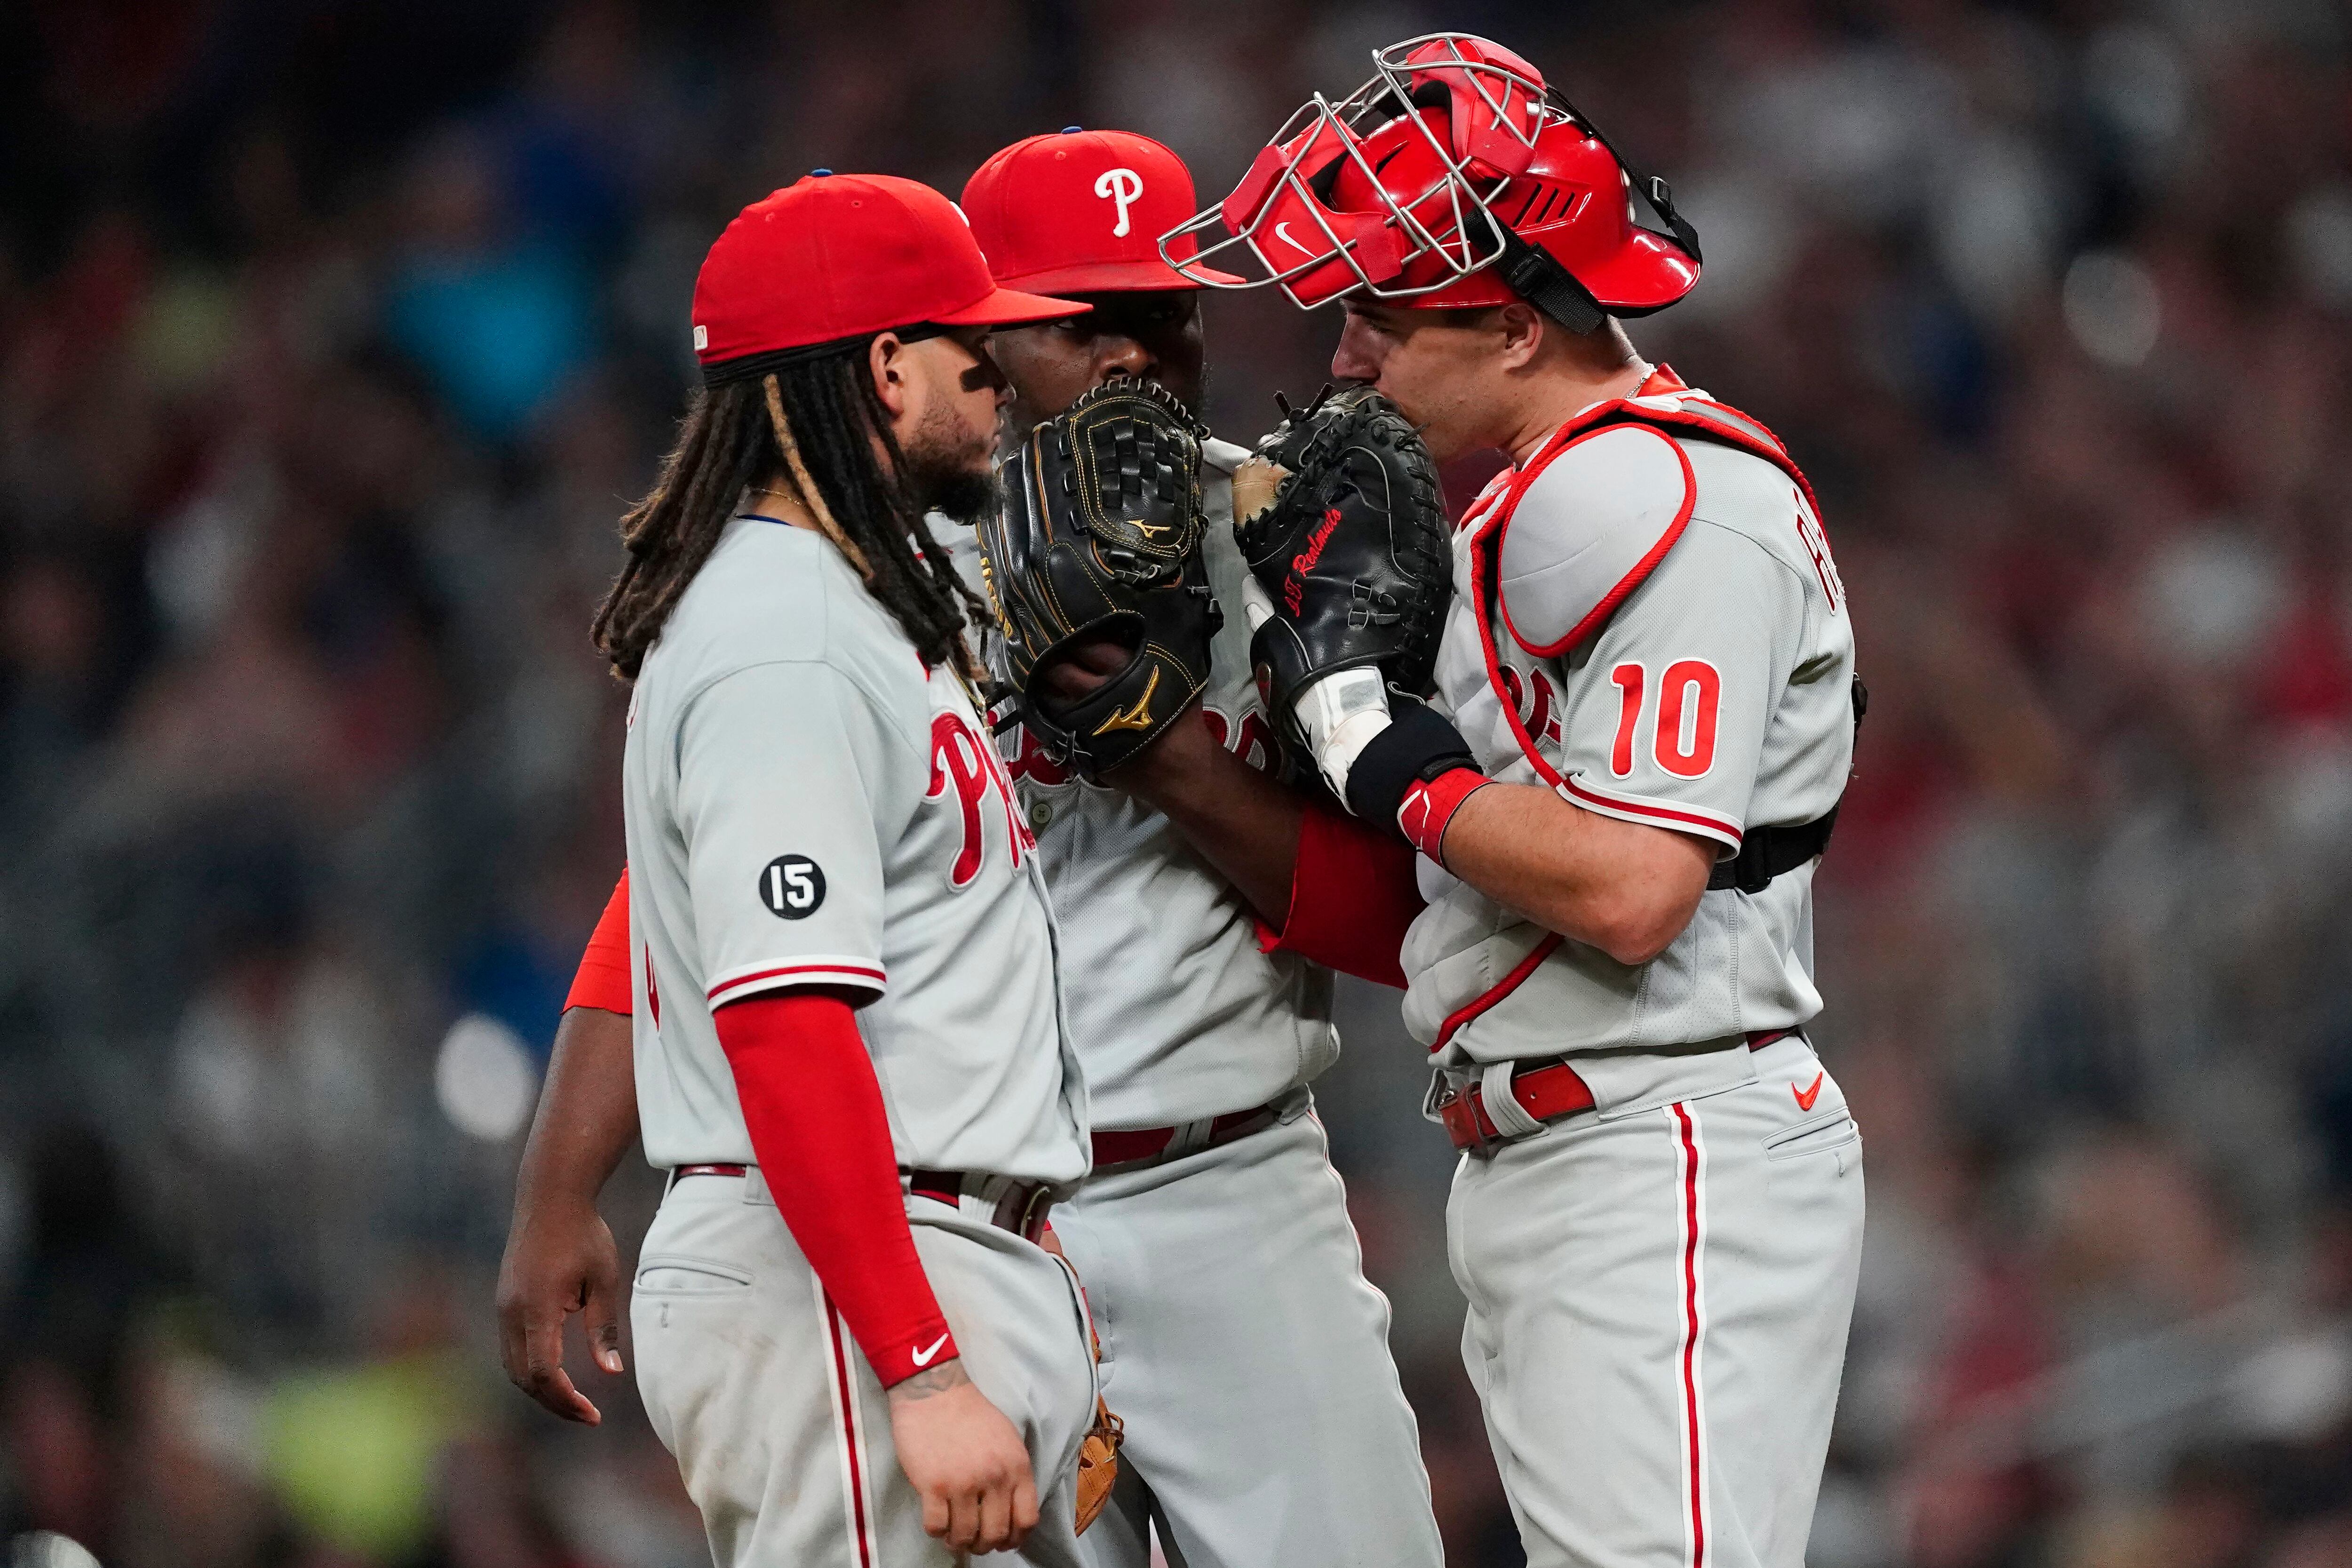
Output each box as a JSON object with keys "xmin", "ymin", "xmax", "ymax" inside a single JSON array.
[{"xmin": 1294, "ymin": 667, "xmax": 1393, "ymax": 801}]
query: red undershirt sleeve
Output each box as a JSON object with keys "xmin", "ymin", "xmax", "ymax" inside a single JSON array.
[
  {"xmin": 1256, "ymin": 802, "xmax": 1421, "ymax": 990},
  {"xmin": 564, "ymin": 868, "xmax": 635, "ymax": 1015},
  {"xmin": 715, "ymin": 990, "xmax": 955, "ymax": 1388}
]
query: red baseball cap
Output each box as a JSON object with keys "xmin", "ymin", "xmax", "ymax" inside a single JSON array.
[
  {"xmin": 692, "ymin": 171, "xmax": 1088, "ymax": 383},
  {"xmin": 962, "ymin": 128, "xmax": 1245, "ymax": 293}
]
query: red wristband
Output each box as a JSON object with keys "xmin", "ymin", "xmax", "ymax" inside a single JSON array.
[{"xmin": 1397, "ymin": 767, "xmax": 1488, "ymax": 865}]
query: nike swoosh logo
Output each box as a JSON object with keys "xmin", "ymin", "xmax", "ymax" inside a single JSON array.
[
  {"xmin": 1793, "ymin": 1072, "xmax": 1825, "ymax": 1112},
  {"xmin": 911, "ymin": 1333, "xmax": 951, "ymax": 1368},
  {"xmin": 1093, "ymin": 666, "xmax": 1162, "ymax": 734},
  {"xmin": 1274, "ymin": 221, "xmax": 1314, "ymax": 255}
]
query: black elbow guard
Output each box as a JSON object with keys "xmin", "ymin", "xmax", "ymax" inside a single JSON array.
[{"xmin": 1345, "ymin": 698, "xmax": 1480, "ymax": 836}]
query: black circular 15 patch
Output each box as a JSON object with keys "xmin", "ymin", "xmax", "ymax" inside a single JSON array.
[{"xmin": 757, "ymin": 855, "xmax": 826, "ymax": 919}]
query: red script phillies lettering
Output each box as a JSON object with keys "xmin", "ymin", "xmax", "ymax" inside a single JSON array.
[{"xmin": 928, "ymin": 711, "xmax": 1032, "ymax": 887}]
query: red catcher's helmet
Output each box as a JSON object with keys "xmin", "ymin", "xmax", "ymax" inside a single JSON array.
[{"xmin": 1160, "ymin": 34, "xmax": 1702, "ymax": 332}]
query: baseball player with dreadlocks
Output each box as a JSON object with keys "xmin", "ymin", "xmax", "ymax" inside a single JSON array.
[
  {"xmin": 1082, "ymin": 33, "xmax": 1869, "ymax": 1568},
  {"xmin": 576, "ymin": 172, "xmax": 1102, "ymax": 1564},
  {"xmin": 499, "ymin": 135, "xmax": 1445, "ymax": 1568}
]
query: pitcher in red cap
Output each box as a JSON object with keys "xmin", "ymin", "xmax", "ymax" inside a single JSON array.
[
  {"xmin": 566, "ymin": 170, "xmax": 1105, "ymax": 1565},
  {"xmin": 956, "ymin": 126, "xmax": 1448, "ymax": 1568},
  {"xmin": 1113, "ymin": 33, "xmax": 1867, "ymax": 1568}
]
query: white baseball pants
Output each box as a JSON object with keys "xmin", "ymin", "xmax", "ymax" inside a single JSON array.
[
  {"xmin": 1047, "ymin": 1095, "xmax": 1445, "ymax": 1568},
  {"xmin": 1448, "ymin": 1034, "xmax": 1865, "ymax": 1568},
  {"xmin": 631, "ymin": 1170, "xmax": 1098, "ymax": 1566}
]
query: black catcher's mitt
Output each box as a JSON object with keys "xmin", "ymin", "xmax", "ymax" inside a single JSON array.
[
  {"xmin": 978, "ymin": 379, "xmax": 1221, "ymax": 777},
  {"xmin": 1235, "ymin": 386, "xmax": 1450, "ymax": 750}
]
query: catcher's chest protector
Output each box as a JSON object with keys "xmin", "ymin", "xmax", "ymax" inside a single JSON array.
[
  {"xmin": 1453, "ymin": 385, "xmax": 1837, "ymax": 794},
  {"xmin": 1405, "ymin": 381, "xmax": 1860, "ymax": 1064}
]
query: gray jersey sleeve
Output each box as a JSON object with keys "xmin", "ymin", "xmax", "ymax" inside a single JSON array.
[
  {"xmin": 1554, "ymin": 521, "xmax": 1807, "ymax": 853},
  {"xmin": 676, "ymin": 660, "xmax": 913, "ymax": 1008}
]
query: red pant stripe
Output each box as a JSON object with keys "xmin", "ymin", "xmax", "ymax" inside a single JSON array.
[
  {"xmin": 823, "ymin": 1292, "xmax": 879, "ymax": 1568},
  {"xmin": 1671, "ymin": 1100, "xmax": 1711, "ymax": 1568}
]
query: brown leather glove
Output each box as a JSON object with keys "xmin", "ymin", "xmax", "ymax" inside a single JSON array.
[
  {"xmin": 1075, "ymin": 1397, "xmax": 1126, "ymax": 1535},
  {"xmin": 1040, "ymin": 1223, "xmax": 1126, "ymax": 1535}
]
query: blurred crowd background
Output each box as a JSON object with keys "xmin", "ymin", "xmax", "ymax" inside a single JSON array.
[{"xmin": 3, "ymin": 0, "xmax": 2350, "ymax": 1564}]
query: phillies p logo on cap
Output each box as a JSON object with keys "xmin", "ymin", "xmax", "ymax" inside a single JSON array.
[
  {"xmin": 1093, "ymin": 167, "xmax": 1144, "ymax": 236},
  {"xmin": 963, "ymin": 128, "xmax": 1243, "ymax": 294}
]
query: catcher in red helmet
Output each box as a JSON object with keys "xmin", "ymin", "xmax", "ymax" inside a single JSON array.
[{"xmin": 1111, "ymin": 33, "xmax": 1870, "ymax": 1568}]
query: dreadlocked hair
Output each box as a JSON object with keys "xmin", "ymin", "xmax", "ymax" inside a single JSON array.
[{"xmin": 592, "ymin": 345, "xmax": 990, "ymax": 682}]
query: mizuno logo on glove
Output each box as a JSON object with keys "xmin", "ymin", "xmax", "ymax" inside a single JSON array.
[{"xmin": 1093, "ymin": 667, "xmax": 1162, "ymax": 733}]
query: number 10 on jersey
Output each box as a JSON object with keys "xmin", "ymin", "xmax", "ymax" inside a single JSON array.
[{"xmin": 1608, "ymin": 660, "xmax": 1721, "ymax": 780}]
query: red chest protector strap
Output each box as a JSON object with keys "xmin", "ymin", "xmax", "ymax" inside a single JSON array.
[
  {"xmin": 1467, "ymin": 380, "xmax": 1863, "ymax": 891},
  {"xmin": 1492, "ymin": 384, "xmax": 1825, "ymax": 548}
]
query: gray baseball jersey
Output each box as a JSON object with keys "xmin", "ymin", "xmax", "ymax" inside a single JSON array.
[
  {"xmin": 949, "ymin": 438, "xmax": 1339, "ymax": 1130},
  {"xmin": 1406, "ymin": 381, "xmax": 1857, "ymax": 1075},
  {"xmin": 621, "ymin": 514, "xmax": 1088, "ymax": 1184}
]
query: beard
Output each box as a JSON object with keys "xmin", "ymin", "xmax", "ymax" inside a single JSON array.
[
  {"xmin": 902, "ymin": 401, "xmax": 1001, "ymax": 525},
  {"xmin": 910, "ymin": 459, "xmax": 998, "ymax": 525}
]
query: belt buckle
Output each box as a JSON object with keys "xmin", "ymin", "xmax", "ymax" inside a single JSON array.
[
  {"xmin": 1428, "ymin": 1075, "xmax": 1495, "ymax": 1158},
  {"xmin": 995, "ymin": 1182, "xmax": 1053, "ymax": 1243}
]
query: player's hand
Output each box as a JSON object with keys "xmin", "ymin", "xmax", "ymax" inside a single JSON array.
[
  {"xmin": 1230, "ymin": 454, "xmax": 1288, "ymax": 525},
  {"xmin": 1044, "ymin": 637, "xmax": 1233, "ymax": 784},
  {"xmin": 888, "ymin": 1359, "xmax": 1040, "ymax": 1554},
  {"xmin": 495, "ymin": 1196, "xmax": 624, "ymax": 1424},
  {"xmin": 1040, "ymin": 638, "xmax": 1224, "ymax": 785},
  {"xmin": 1037, "ymin": 635, "xmax": 1130, "ymax": 704}
]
